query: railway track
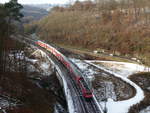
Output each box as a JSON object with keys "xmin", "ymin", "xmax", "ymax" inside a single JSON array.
[
  {"xmin": 68, "ymin": 60, "xmax": 102, "ymax": 113},
  {"xmin": 11, "ymin": 35, "xmax": 103, "ymax": 113},
  {"xmin": 47, "ymin": 51, "xmax": 100, "ymax": 113}
]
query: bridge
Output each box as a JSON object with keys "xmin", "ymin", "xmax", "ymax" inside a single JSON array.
[{"xmin": 11, "ymin": 34, "xmax": 104, "ymax": 113}]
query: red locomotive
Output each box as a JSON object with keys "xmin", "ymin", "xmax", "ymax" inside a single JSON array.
[{"xmin": 36, "ymin": 41, "xmax": 93, "ymax": 99}]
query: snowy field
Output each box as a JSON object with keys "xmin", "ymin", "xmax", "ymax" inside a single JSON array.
[
  {"xmin": 70, "ymin": 59, "xmax": 150, "ymax": 113},
  {"xmin": 89, "ymin": 60, "xmax": 150, "ymax": 78}
]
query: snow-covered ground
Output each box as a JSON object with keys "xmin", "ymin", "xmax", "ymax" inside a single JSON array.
[
  {"xmin": 70, "ymin": 59, "xmax": 148, "ymax": 113},
  {"xmin": 27, "ymin": 49, "xmax": 54, "ymax": 76},
  {"xmin": 70, "ymin": 58, "xmax": 98, "ymax": 79},
  {"xmin": 140, "ymin": 106, "xmax": 150, "ymax": 113},
  {"xmin": 0, "ymin": 97, "xmax": 10, "ymax": 108},
  {"xmin": 89, "ymin": 60, "xmax": 150, "ymax": 78},
  {"xmin": 54, "ymin": 102, "xmax": 67, "ymax": 113},
  {"xmin": 0, "ymin": 97, "xmax": 21, "ymax": 111}
]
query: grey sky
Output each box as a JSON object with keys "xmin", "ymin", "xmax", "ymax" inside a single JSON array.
[{"xmin": 0, "ymin": 0, "xmax": 85, "ymax": 4}]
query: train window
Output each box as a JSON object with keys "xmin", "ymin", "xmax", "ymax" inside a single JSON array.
[{"xmin": 86, "ymin": 92, "xmax": 92, "ymax": 95}]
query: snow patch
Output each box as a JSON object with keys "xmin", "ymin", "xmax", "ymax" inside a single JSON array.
[
  {"xmin": 27, "ymin": 49, "xmax": 54, "ymax": 76},
  {"xmin": 26, "ymin": 58, "xmax": 38, "ymax": 64},
  {"xmin": 140, "ymin": 106, "xmax": 150, "ymax": 113},
  {"xmin": 31, "ymin": 49, "xmax": 48, "ymax": 58},
  {"xmin": 90, "ymin": 60, "xmax": 150, "ymax": 77},
  {"xmin": 70, "ymin": 58, "xmax": 97, "ymax": 81},
  {"xmin": 40, "ymin": 62, "xmax": 50, "ymax": 70}
]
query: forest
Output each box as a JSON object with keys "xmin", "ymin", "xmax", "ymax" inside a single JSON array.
[{"xmin": 24, "ymin": 0, "xmax": 150, "ymax": 66}]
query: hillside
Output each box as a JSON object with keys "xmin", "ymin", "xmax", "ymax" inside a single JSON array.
[
  {"xmin": 21, "ymin": 5, "xmax": 48, "ymax": 23},
  {"xmin": 24, "ymin": 0, "xmax": 150, "ymax": 66},
  {"xmin": 1, "ymin": 1, "xmax": 150, "ymax": 113},
  {"xmin": 27, "ymin": 4, "xmax": 66, "ymax": 11}
]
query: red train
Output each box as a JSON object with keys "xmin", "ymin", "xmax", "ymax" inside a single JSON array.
[{"xmin": 36, "ymin": 40, "xmax": 93, "ymax": 99}]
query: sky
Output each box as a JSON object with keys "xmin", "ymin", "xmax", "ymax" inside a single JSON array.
[{"xmin": 0, "ymin": 0, "xmax": 83, "ymax": 4}]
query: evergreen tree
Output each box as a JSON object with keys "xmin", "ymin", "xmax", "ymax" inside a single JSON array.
[
  {"xmin": 4, "ymin": 0, "xmax": 23, "ymax": 22},
  {"xmin": 4, "ymin": 0, "xmax": 23, "ymax": 34},
  {"xmin": 0, "ymin": 4, "xmax": 8, "ymax": 36},
  {"xmin": 0, "ymin": 0, "xmax": 23, "ymax": 72},
  {"xmin": 0, "ymin": 4, "xmax": 7, "ymax": 72}
]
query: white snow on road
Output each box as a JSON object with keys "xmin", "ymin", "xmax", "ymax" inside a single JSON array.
[
  {"xmin": 89, "ymin": 60, "xmax": 150, "ymax": 77},
  {"xmin": 70, "ymin": 58, "xmax": 146, "ymax": 113},
  {"xmin": 86, "ymin": 60, "xmax": 145, "ymax": 113}
]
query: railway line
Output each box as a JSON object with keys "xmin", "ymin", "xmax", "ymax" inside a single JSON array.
[
  {"xmin": 46, "ymin": 50, "xmax": 101, "ymax": 113},
  {"xmin": 11, "ymin": 35, "xmax": 103, "ymax": 113}
]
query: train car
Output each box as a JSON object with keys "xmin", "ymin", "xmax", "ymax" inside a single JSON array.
[
  {"xmin": 36, "ymin": 40, "xmax": 93, "ymax": 99},
  {"xmin": 78, "ymin": 78, "xmax": 93, "ymax": 98}
]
